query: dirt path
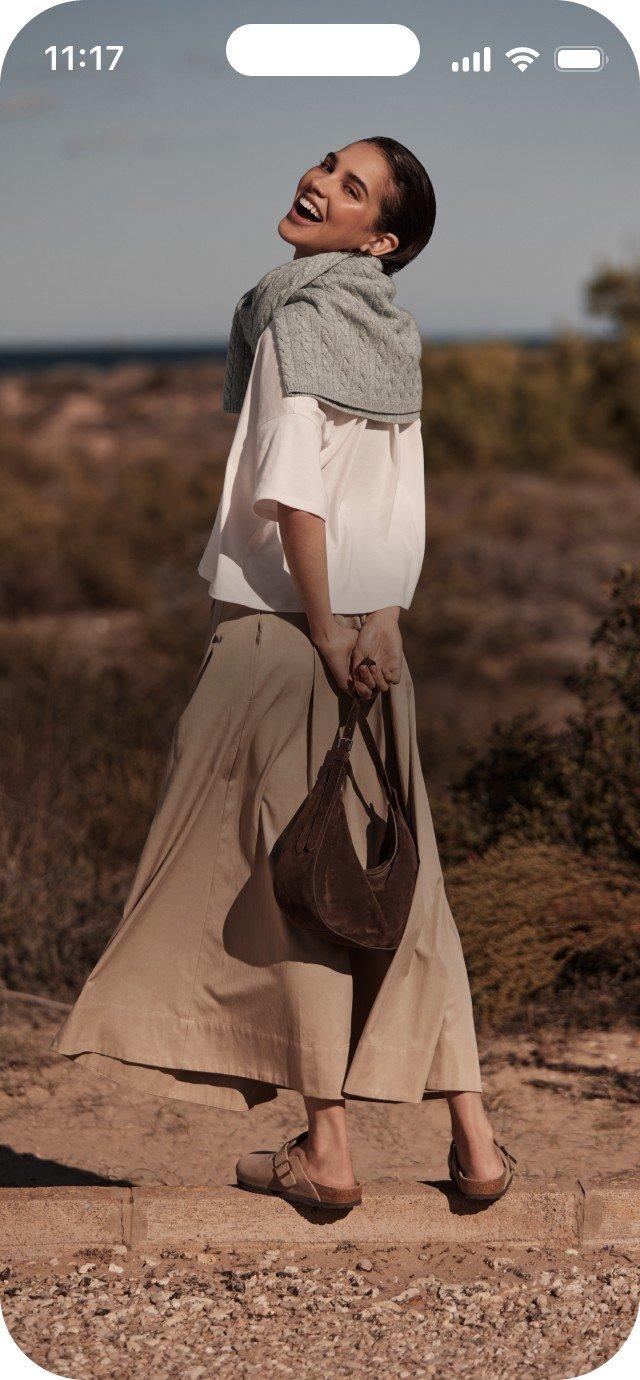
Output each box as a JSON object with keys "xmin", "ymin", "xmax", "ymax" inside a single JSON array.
[{"xmin": 1, "ymin": 997, "xmax": 639, "ymax": 1189}]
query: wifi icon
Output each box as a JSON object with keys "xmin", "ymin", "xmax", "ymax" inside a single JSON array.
[{"xmin": 505, "ymin": 46, "xmax": 540, "ymax": 72}]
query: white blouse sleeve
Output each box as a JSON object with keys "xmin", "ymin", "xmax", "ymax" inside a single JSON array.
[{"xmin": 250, "ymin": 327, "xmax": 329, "ymax": 523}]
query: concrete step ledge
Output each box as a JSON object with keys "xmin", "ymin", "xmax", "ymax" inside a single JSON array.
[{"xmin": 1, "ymin": 1180, "xmax": 639, "ymax": 1261}]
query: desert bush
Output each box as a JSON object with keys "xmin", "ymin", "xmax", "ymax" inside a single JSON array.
[
  {"xmin": 587, "ymin": 335, "xmax": 640, "ymax": 463},
  {"xmin": 439, "ymin": 566, "xmax": 640, "ymax": 866},
  {"xmin": 0, "ymin": 452, "xmax": 223, "ymax": 618},
  {"xmin": 421, "ymin": 335, "xmax": 596, "ymax": 472},
  {"xmin": 0, "ymin": 360, "xmax": 229, "ymax": 617},
  {"xmin": 0, "ymin": 604, "xmax": 205, "ymax": 999},
  {"xmin": 448, "ymin": 842, "xmax": 640, "ymax": 1032},
  {"xmin": 587, "ymin": 260, "xmax": 640, "ymax": 333},
  {"xmin": 421, "ymin": 333, "xmax": 640, "ymax": 474}
]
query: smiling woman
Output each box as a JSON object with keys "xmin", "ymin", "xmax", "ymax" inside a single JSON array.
[
  {"xmin": 52, "ymin": 132, "xmax": 514, "ymax": 1214},
  {"xmin": 280, "ymin": 138, "xmax": 436, "ymax": 274}
]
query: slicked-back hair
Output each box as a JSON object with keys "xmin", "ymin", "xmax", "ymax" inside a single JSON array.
[{"xmin": 364, "ymin": 135, "xmax": 436, "ymax": 274}]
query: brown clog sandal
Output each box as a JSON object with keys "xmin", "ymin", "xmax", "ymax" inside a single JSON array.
[
  {"xmin": 236, "ymin": 1131, "xmax": 362, "ymax": 1210},
  {"xmin": 448, "ymin": 1140, "xmax": 517, "ymax": 1202}
]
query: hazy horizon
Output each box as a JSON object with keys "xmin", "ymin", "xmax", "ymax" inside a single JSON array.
[{"xmin": 0, "ymin": 327, "xmax": 603, "ymax": 352}]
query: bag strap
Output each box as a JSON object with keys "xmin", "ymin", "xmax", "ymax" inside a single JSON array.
[
  {"xmin": 333, "ymin": 695, "xmax": 398, "ymax": 810},
  {"xmin": 297, "ymin": 694, "xmax": 401, "ymax": 856},
  {"xmin": 300, "ymin": 753, "xmax": 346, "ymax": 853}
]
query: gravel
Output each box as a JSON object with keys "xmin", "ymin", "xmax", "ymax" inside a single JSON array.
[{"xmin": 2, "ymin": 1244, "xmax": 638, "ymax": 1378}]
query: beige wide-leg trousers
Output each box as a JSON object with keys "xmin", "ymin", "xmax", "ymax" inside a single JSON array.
[{"xmin": 52, "ymin": 600, "xmax": 482, "ymax": 1110}]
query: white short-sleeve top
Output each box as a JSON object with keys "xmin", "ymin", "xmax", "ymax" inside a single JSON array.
[{"xmin": 198, "ymin": 324, "xmax": 425, "ymax": 614}]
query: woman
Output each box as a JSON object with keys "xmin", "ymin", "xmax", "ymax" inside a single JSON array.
[{"xmin": 52, "ymin": 137, "xmax": 514, "ymax": 1210}]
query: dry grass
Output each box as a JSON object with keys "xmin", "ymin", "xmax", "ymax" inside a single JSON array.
[{"xmin": 448, "ymin": 843, "xmax": 640, "ymax": 1033}]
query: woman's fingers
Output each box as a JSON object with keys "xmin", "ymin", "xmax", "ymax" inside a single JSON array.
[
  {"xmin": 351, "ymin": 647, "xmax": 390, "ymax": 691},
  {"xmin": 351, "ymin": 658, "xmax": 376, "ymax": 698},
  {"xmin": 352, "ymin": 663, "xmax": 390, "ymax": 699},
  {"xmin": 368, "ymin": 664, "xmax": 390, "ymax": 693},
  {"xmin": 352, "ymin": 660, "xmax": 376, "ymax": 691},
  {"xmin": 352, "ymin": 672, "xmax": 374, "ymax": 699}
]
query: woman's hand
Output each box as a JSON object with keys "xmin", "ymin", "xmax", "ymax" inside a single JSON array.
[
  {"xmin": 313, "ymin": 623, "xmax": 360, "ymax": 694},
  {"xmin": 349, "ymin": 608, "xmax": 403, "ymax": 699}
]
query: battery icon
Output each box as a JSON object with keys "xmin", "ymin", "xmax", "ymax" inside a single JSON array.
[{"xmin": 554, "ymin": 46, "xmax": 608, "ymax": 71}]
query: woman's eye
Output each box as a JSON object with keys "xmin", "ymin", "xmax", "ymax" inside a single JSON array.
[{"xmin": 345, "ymin": 184, "xmax": 358, "ymax": 199}]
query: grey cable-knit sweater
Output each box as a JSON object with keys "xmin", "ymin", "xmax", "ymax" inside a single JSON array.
[{"xmin": 222, "ymin": 250, "xmax": 422, "ymax": 425}]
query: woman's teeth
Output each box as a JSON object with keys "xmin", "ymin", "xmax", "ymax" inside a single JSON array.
[{"xmin": 295, "ymin": 195, "xmax": 322, "ymax": 222}]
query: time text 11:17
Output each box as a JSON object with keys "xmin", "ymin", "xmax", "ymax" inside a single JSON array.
[{"xmin": 45, "ymin": 46, "xmax": 124, "ymax": 72}]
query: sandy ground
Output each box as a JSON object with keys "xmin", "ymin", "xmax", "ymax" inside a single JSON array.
[
  {"xmin": 2, "ymin": 1242, "xmax": 638, "ymax": 1379},
  {"xmin": 1, "ymin": 997, "xmax": 639, "ymax": 1376},
  {"xmin": 1, "ymin": 997, "xmax": 639, "ymax": 1190}
]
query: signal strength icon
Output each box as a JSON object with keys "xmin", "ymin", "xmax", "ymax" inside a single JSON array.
[
  {"xmin": 505, "ymin": 46, "xmax": 540, "ymax": 72},
  {"xmin": 451, "ymin": 46, "xmax": 491, "ymax": 74}
]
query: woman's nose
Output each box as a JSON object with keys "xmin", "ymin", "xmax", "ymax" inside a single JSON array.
[{"xmin": 309, "ymin": 172, "xmax": 330, "ymax": 198}]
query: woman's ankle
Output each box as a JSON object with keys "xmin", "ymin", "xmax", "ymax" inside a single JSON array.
[
  {"xmin": 297, "ymin": 1142, "xmax": 357, "ymax": 1189},
  {"xmin": 445, "ymin": 1091, "xmax": 504, "ymax": 1178},
  {"xmin": 447, "ymin": 1094, "xmax": 495, "ymax": 1147},
  {"xmin": 303, "ymin": 1097, "xmax": 349, "ymax": 1148},
  {"xmin": 300, "ymin": 1097, "xmax": 356, "ymax": 1184}
]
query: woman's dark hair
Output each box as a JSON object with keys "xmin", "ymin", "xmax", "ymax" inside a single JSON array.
[{"xmin": 364, "ymin": 135, "xmax": 436, "ymax": 275}]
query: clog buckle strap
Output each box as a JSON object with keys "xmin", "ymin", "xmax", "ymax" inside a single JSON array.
[{"xmin": 272, "ymin": 1135, "xmax": 303, "ymax": 1191}]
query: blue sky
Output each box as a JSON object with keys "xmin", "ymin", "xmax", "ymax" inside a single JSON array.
[{"xmin": 0, "ymin": 0, "xmax": 638, "ymax": 343}]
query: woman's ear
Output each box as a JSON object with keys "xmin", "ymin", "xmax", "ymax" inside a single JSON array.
[{"xmin": 360, "ymin": 230, "xmax": 400, "ymax": 261}]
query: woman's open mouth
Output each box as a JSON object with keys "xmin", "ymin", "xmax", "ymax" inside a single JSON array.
[{"xmin": 289, "ymin": 194, "xmax": 324, "ymax": 225}]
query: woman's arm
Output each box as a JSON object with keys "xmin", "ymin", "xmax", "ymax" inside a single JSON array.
[{"xmin": 276, "ymin": 503, "xmax": 360, "ymax": 694}]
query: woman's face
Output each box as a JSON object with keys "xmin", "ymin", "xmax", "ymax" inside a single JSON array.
[{"xmin": 278, "ymin": 141, "xmax": 399, "ymax": 262}]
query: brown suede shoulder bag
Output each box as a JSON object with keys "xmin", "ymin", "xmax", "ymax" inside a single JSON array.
[{"xmin": 272, "ymin": 695, "xmax": 418, "ymax": 950}]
